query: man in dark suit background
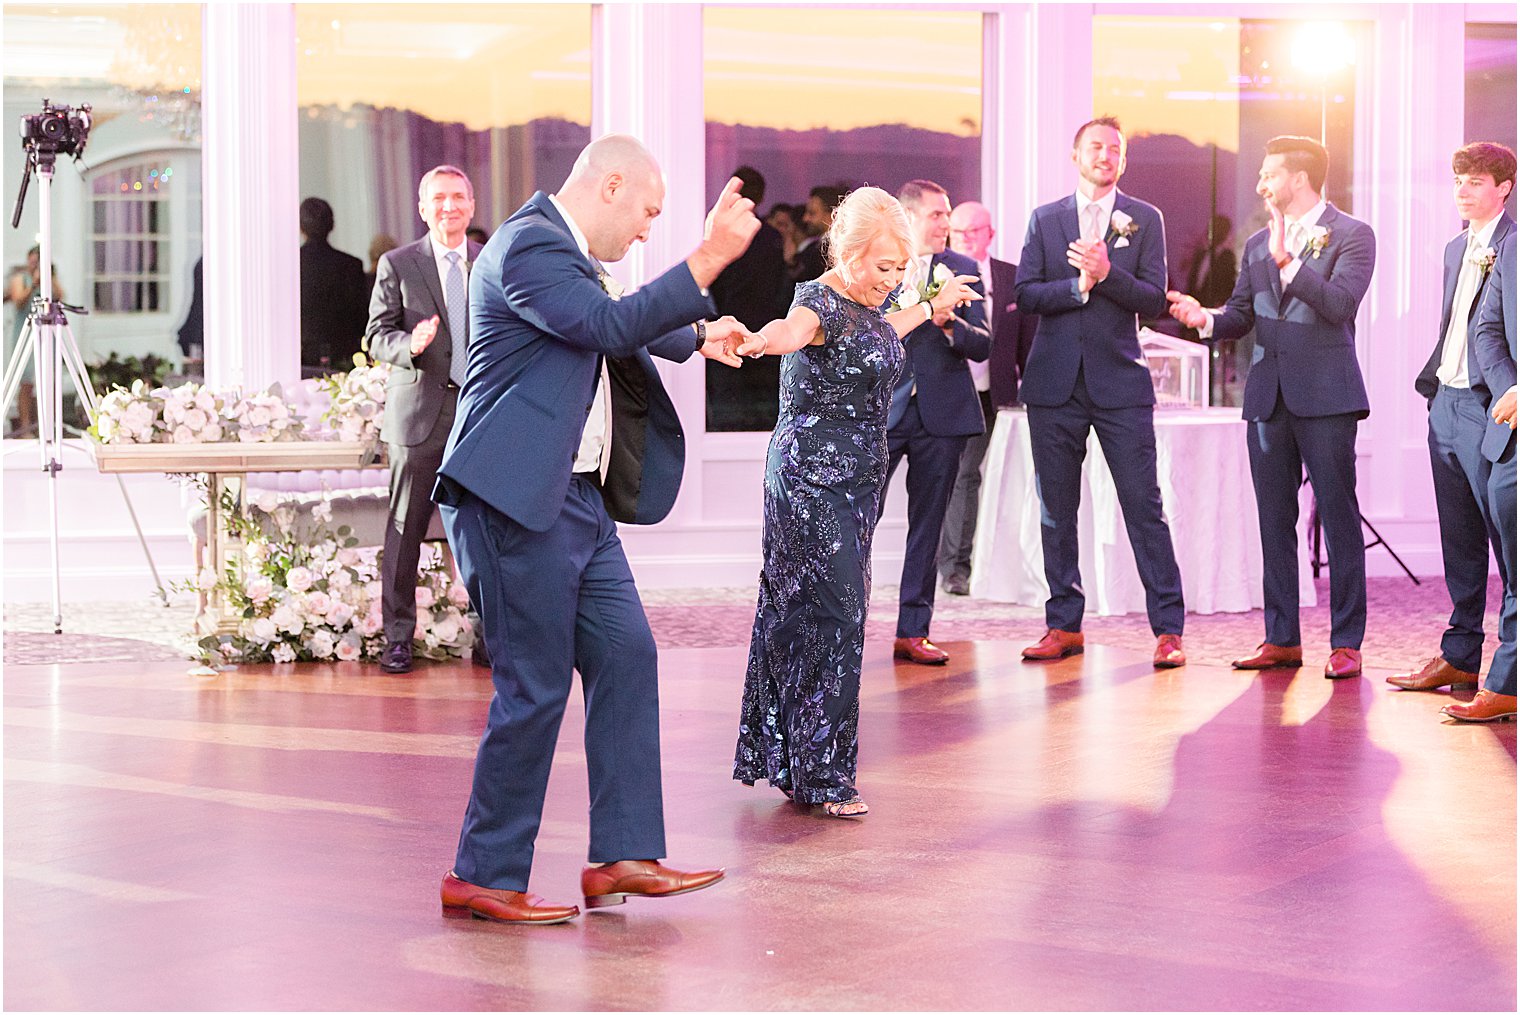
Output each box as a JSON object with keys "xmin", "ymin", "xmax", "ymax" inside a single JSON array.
[
  {"xmin": 299, "ymin": 197, "xmax": 368, "ymax": 376},
  {"xmin": 937, "ymin": 199, "xmax": 1038, "ymax": 596},
  {"xmin": 1390, "ymin": 142, "xmax": 1515, "ymax": 696},
  {"xmin": 432, "ymin": 135, "xmax": 758, "ymax": 924},
  {"xmin": 365, "ymin": 165, "xmax": 485, "ymax": 675},
  {"xmin": 708, "ymin": 166, "xmax": 789, "ymax": 430},
  {"xmin": 1015, "ymin": 116, "xmax": 1187, "ymax": 669},
  {"xmin": 1168, "ymin": 135, "xmax": 1374, "ymax": 679},
  {"xmin": 795, "ymin": 184, "xmax": 844, "ymax": 283},
  {"xmin": 1444, "ymin": 230, "xmax": 1517, "ymax": 723},
  {"xmin": 880, "ymin": 179, "xmax": 990, "ymax": 665}
]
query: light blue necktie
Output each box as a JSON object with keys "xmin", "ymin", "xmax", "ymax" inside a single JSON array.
[{"xmin": 445, "ymin": 250, "xmax": 468, "ymax": 386}]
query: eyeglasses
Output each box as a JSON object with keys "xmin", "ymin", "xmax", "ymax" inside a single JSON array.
[{"xmin": 950, "ymin": 225, "xmax": 991, "ymax": 238}]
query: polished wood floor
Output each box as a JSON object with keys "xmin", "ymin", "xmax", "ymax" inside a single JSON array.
[{"xmin": 4, "ymin": 641, "xmax": 1515, "ymax": 1010}]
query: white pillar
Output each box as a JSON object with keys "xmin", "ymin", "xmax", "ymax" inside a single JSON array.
[
  {"xmin": 593, "ymin": 2, "xmax": 709, "ymax": 522},
  {"xmin": 201, "ymin": 2, "xmax": 300, "ymax": 393}
]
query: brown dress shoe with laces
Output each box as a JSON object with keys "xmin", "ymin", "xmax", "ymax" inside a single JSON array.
[
  {"xmin": 1153, "ymin": 634, "xmax": 1186, "ymax": 669},
  {"xmin": 1441, "ymin": 689, "xmax": 1518, "ymax": 723},
  {"xmin": 1231, "ymin": 643, "xmax": 1303, "ymax": 670},
  {"xmin": 440, "ymin": 872, "xmax": 579, "ymax": 924},
  {"xmin": 581, "ymin": 860, "xmax": 725, "ymax": 910},
  {"xmin": 1022, "ymin": 628, "xmax": 1084, "ymax": 661},
  {"xmin": 1386, "ymin": 656, "xmax": 1480, "ymax": 692},
  {"xmin": 893, "ymin": 636, "xmax": 950, "ymax": 665},
  {"xmin": 1324, "ymin": 647, "xmax": 1363, "ymax": 680}
]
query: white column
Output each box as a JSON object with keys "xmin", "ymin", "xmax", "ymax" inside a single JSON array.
[
  {"xmin": 593, "ymin": 2, "xmax": 709, "ymax": 523},
  {"xmin": 1356, "ymin": 4, "xmax": 1468, "ymax": 575},
  {"xmin": 201, "ymin": 2, "xmax": 300, "ymax": 393}
]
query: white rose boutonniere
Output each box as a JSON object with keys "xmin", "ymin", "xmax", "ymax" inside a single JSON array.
[
  {"xmin": 1306, "ymin": 225, "xmax": 1331, "ymax": 259},
  {"xmin": 1470, "ymin": 245, "xmax": 1498, "ymax": 278},
  {"xmin": 1108, "ymin": 209, "xmax": 1139, "ymax": 248}
]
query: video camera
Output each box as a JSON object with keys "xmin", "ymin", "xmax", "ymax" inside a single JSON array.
[{"xmin": 20, "ymin": 100, "xmax": 91, "ymax": 160}]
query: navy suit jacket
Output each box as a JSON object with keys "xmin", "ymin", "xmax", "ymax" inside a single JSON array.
[
  {"xmin": 434, "ymin": 192, "xmax": 714, "ymax": 532},
  {"xmin": 1472, "ymin": 231, "xmax": 1518, "ymax": 464},
  {"xmin": 366, "ymin": 235, "xmax": 485, "ymax": 446},
  {"xmin": 1207, "ymin": 203, "xmax": 1375, "ymax": 421},
  {"xmin": 1013, "ymin": 192, "xmax": 1169, "ymax": 409},
  {"xmin": 986, "ymin": 256, "xmax": 1040, "ymax": 408},
  {"xmin": 892, "ymin": 248, "xmax": 991, "ymax": 437},
  {"xmin": 1416, "ymin": 212, "xmax": 1516, "ymax": 402}
]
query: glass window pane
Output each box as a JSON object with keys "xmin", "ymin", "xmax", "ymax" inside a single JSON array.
[
  {"xmin": 295, "ymin": 4, "xmax": 592, "ymax": 375},
  {"xmin": 1466, "ymin": 22, "xmax": 1518, "ymax": 214},
  {"xmin": 703, "ymin": 7, "xmax": 983, "ymax": 432},
  {"xmin": 1093, "ymin": 16, "xmax": 1363, "ymax": 407}
]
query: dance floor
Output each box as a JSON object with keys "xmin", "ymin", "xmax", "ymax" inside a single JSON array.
[{"xmin": 4, "ymin": 640, "xmax": 1516, "ymax": 1010}]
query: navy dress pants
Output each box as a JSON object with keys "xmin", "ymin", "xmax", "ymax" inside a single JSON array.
[{"xmin": 441, "ymin": 478, "xmax": 666, "ymax": 892}]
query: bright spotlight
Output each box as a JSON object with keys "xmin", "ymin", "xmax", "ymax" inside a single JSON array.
[{"xmin": 1290, "ymin": 21, "xmax": 1354, "ymax": 76}]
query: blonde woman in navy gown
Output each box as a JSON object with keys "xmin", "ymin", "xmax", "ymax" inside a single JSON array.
[{"xmin": 731, "ymin": 187, "xmax": 982, "ymax": 816}]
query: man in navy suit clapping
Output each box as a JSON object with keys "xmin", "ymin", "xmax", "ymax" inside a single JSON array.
[
  {"xmin": 1169, "ymin": 136, "xmax": 1375, "ymax": 680},
  {"xmin": 1014, "ymin": 117, "xmax": 1187, "ymax": 669}
]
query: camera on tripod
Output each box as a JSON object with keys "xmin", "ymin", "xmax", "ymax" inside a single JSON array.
[{"xmin": 19, "ymin": 101, "xmax": 91, "ymax": 159}]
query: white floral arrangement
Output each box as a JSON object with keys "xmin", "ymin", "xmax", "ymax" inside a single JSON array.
[
  {"xmin": 1471, "ymin": 245, "xmax": 1498, "ymax": 278},
  {"xmin": 181, "ymin": 486, "xmax": 475, "ymax": 665},
  {"xmin": 319, "ymin": 356, "xmax": 390, "ymax": 443},
  {"xmin": 892, "ymin": 262, "xmax": 954, "ymax": 310},
  {"xmin": 90, "ymin": 380, "xmax": 305, "ymax": 444}
]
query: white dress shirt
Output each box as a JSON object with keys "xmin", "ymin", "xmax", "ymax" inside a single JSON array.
[
  {"xmin": 1437, "ymin": 212, "xmax": 1504, "ymax": 389},
  {"xmin": 548, "ymin": 193, "xmax": 613, "ymax": 476},
  {"xmin": 1074, "ymin": 188, "xmax": 1118, "ymax": 305}
]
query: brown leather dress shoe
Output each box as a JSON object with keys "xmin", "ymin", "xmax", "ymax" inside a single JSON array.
[
  {"xmin": 1022, "ymin": 628, "xmax": 1084, "ymax": 661},
  {"xmin": 1231, "ymin": 643, "xmax": 1303, "ymax": 670},
  {"xmin": 1441, "ymin": 689, "xmax": 1518, "ymax": 723},
  {"xmin": 1386, "ymin": 656, "xmax": 1480, "ymax": 692},
  {"xmin": 1153, "ymin": 634, "xmax": 1186, "ymax": 669},
  {"xmin": 1324, "ymin": 647, "xmax": 1363, "ymax": 680},
  {"xmin": 893, "ymin": 636, "xmax": 950, "ymax": 665},
  {"xmin": 440, "ymin": 872, "xmax": 579, "ymax": 924},
  {"xmin": 581, "ymin": 860, "xmax": 725, "ymax": 910}
]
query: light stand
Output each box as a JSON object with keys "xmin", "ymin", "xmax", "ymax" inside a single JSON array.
[{"xmin": 3, "ymin": 133, "xmax": 165, "ymax": 633}]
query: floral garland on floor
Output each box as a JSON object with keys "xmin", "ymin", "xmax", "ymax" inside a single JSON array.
[{"xmin": 177, "ymin": 484, "xmax": 476, "ymax": 665}]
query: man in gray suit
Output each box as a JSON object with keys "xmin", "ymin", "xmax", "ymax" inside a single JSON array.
[{"xmin": 366, "ymin": 165, "xmax": 484, "ymax": 674}]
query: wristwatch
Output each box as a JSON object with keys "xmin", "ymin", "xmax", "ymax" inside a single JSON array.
[{"xmin": 694, "ymin": 319, "xmax": 707, "ymax": 353}]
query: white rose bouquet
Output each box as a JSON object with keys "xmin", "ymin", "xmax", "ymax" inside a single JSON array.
[
  {"xmin": 90, "ymin": 379, "xmax": 165, "ymax": 444},
  {"xmin": 892, "ymin": 262, "xmax": 955, "ymax": 311},
  {"xmin": 319, "ymin": 356, "xmax": 390, "ymax": 444}
]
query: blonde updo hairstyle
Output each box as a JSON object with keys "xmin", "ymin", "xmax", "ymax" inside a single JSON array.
[{"xmin": 827, "ymin": 186, "xmax": 914, "ymax": 288}]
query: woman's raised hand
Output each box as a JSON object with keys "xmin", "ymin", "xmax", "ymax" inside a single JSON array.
[{"xmin": 930, "ymin": 274, "xmax": 983, "ymax": 315}]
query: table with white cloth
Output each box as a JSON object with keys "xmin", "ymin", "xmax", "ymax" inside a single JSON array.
[{"xmin": 969, "ymin": 407, "xmax": 1316, "ymax": 615}]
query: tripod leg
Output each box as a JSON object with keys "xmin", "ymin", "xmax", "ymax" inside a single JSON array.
[
  {"xmin": 1, "ymin": 316, "xmax": 37, "ymax": 416},
  {"xmin": 36, "ymin": 323, "xmax": 64, "ymax": 632},
  {"xmin": 56, "ymin": 319, "xmax": 171, "ymax": 605},
  {"xmin": 1360, "ymin": 513, "xmax": 1422, "ymax": 587}
]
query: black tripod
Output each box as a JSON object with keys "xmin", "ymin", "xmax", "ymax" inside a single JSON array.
[{"xmin": 1303, "ymin": 477, "xmax": 1419, "ymax": 585}]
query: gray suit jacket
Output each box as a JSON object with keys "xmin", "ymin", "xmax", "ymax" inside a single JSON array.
[{"xmin": 365, "ymin": 235, "xmax": 485, "ymax": 446}]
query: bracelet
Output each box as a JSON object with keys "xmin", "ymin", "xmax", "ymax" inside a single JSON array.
[
  {"xmin": 922, "ymin": 301, "xmax": 934, "ymax": 322},
  {"xmin": 748, "ymin": 333, "xmax": 769, "ymax": 359},
  {"xmin": 694, "ymin": 319, "xmax": 706, "ymax": 353}
]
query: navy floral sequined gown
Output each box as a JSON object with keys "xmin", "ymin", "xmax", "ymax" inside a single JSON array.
[{"xmin": 733, "ymin": 281, "xmax": 905, "ymax": 803}]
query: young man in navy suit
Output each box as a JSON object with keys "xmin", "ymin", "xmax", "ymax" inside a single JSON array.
[
  {"xmin": 1169, "ymin": 135, "xmax": 1375, "ymax": 679},
  {"xmin": 432, "ymin": 135, "xmax": 759, "ymax": 924},
  {"xmin": 1390, "ymin": 143, "xmax": 1515, "ymax": 696},
  {"xmin": 880, "ymin": 179, "xmax": 990, "ymax": 665},
  {"xmin": 1014, "ymin": 117, "xmax": 1187, "ymax": 669},
  {"xmin": 1444, "ymin": 231, "xmax": 1518, "ymax": 723},
  {"xmin": 365, "ymin": 165, "xmax": 486, "ymax": 674}
]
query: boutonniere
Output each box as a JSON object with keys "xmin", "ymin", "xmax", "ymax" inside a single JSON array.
[
  {"xmin": 1305, "ymin": 226, "xmax": 1331, "ymax": 259},
  {"xmin": 1108, "ymin": 209, "xmax": 1139, "ymax": 248},
  {"xmin": 598, "ymin": 271, "xmax": 625, "ymax": 301},
  {"xmin": 892, "ymin": 262, "xmax": 954, "ymax": 311},
  {"xmin": 1469, "ymin": 245, "xmax": 1498, "ymax": 278}
]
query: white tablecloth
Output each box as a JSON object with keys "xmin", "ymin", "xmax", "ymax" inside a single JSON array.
[{"xmin": 969, "ymin": 407, "xmax": 1316, "ymax": 615}]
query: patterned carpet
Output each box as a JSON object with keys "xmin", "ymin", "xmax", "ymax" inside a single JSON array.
[{"xmin": 3, "ymin": 575, "xmax": 1506, "ymax": 673}]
